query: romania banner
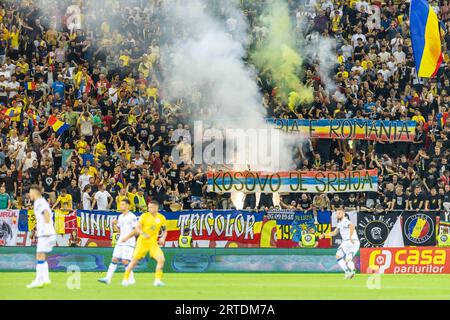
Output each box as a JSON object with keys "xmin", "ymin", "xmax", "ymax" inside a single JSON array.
[
  {"xmin": 410, "ymin": 0, "xmax": 443, "ymax": 78},
  {"xmin": 207, "ymin": 169, "xmax": 378, "ymax": 193},
  {"xmin": 267, "ymin": 118, "xmax": 416, "ymax": 142},
  {"xmin": 47, "ymin": 115, "xmax": 70, "ymax": 135}
]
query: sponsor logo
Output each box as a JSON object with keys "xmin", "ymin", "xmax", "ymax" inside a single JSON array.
[
  {"xmin": 363, "ymin": 248, "xmax": 449, "ymax": 274},
  {"xmin": 357, "ymin": 213, "xmax": 396, "ymax": 247},
  {"xmin": 403, "ymin": 213, "xmax": 435, "ymax": 244}
]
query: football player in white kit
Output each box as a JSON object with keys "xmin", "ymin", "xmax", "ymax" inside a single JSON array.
[
  {"xmin": 98, "ymin": 198, "xmax": 137, "ymax": 285},
  {"xmin": 27, "ymin": 185, "xmax": 57, "ymax": 288},
  {"xmin": 319, "ymin": 208, "xmax": 360, "ymax": 279}
]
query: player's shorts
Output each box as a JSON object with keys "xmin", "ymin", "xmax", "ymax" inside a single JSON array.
[
  {"xmin": 37, "ymin": 235, "xmax": 56, "ymax": 253},
  {"xmin": 112, "ymin": 244, "xmax": 135, "ymax": 261},
  {"xmin": 133, "ymin": 241, "xmax": 164, "ymax": 260},
  {"xmin": 336, "ymin": 239, "xmax": 360, "ymax": 260}
]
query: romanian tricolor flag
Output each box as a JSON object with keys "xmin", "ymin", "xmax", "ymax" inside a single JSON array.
[
  {"xmin": 26, "ymin": 81, "xmax": 36, "ymax": 91},
  {"xmin": 47, "ymin": 115, "xmax": 70, "ymax": 135},
  {"xmin": 3, "ymin": 108, "xmax": 15, "ymax": 118},
  {"xmin": 410, "ymin": 0, "xmax": 443, "ymax": 78}
]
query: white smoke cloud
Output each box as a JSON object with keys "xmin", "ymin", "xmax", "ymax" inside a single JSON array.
[{"xmin": 160, "ymin": 0, "xmax": 299, "ymax": 171}]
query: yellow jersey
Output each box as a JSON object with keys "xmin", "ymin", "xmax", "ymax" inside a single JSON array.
[
  {"xmin": 138, "ymin": 212, "xmax": 167, "ymax": 244},
  {"xmin": 57, "ymin": 194, "xmax": 73, "ymax": 209}
]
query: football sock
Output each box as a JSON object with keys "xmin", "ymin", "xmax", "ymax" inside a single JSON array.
[
  {"xmin": 106, "ymin": 262, "xmax": 117, "ymax": 281},
  {"xmin": 43, "ymin": 261, "xmax": 50, "ymax": 283},
  {"xmin": 36, "ymin": 260, "xmax": 45, "ymax": 283},
  {"xmin": 155, "ymin": 270, "xmax": 163, "ymax": 281},
  {"xmin": 347, "ymin": 260, "xmax": 355, "ymax": 272},
  {"xmin": 123, "ymin": 262, "xmax": 134, "ymax": 282},
  {"xmin": 337, "ymin": 258, "xmax": 349, "ymax": 273}
]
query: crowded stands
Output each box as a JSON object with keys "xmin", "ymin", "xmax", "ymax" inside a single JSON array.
[{"xmin": 0, "ymin": 0, "xmax": 449, "ymax": 214}]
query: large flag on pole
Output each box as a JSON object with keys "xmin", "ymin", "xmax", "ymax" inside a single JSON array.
[{"xmin": 410, "ymin": 0, "xmax": 443, "ymax": 78}]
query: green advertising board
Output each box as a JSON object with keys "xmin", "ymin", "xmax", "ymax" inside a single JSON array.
[{"xmin": 0, "ymin": 247, "xmax": 357, "ymax": 273}]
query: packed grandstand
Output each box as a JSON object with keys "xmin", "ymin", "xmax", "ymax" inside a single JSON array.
[{"xmin": 0, "ymin": 0, "xmax": 448, "ymax": 216}]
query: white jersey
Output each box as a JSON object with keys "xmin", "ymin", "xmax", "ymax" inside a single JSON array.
[
  {"xmin": 116, "ymin": 212, "xmax": 138, "ymax": 246},
  {"xmin": 336, "ymin": 217, "xmax": 359, "ymax": 241},
  {"xmin": 34, "ymin": 197, "xmax": 56, "ymax": 237}
]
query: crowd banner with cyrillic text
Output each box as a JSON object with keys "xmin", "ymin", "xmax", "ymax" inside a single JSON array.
[
  {"xmin": 206, "ymin": 170, "xmax": 378, "ymax": 193},
  {"xmin": 267, "ymin": 118, "xmax": 416, "ymax": 142}
]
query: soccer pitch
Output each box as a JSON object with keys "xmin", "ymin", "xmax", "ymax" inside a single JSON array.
[{"xmin": 1, "ymin": 273, "xmax": 449, "ymax": 300}]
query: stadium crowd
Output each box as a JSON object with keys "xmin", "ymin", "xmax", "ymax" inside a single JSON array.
[{"xmin": 0, "ymin": 0, "xmax": 449, "ymax": 214}]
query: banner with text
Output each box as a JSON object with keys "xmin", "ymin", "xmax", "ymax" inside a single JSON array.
[
  {"xmin": 0, "ymin": 210, "xmax": 19, "ymax": 246},
  {"xmin": 357, "ymin": 212, "xmax": 400, "ymax": 247},
  {"xmin": 266, "ymin": 210, "xmax": 332, "ymax": 248},
  {"xmin": 268, "ymin": 118, "xmax": 416, "ymax": 142},
  {"xmin": 360, "ymin": 247, "xmax": 450, "ymax": 274},
  {"xmin": 207, "ymin": 170, "xmax": 378, "ymax": 193}
]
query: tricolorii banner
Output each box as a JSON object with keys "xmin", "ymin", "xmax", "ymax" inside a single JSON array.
[{"xmin": 7, "ymin": 209, "xmax": 446, "ymax": 249}]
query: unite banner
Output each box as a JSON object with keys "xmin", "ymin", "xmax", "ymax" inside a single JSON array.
[
  {"xmin": 360, "ymin": 247, "xmax": 450, "ymax": 274},
  {"xmin": 206, "ymin": 169, "xmax": 378, "ymax": 193},
  {"xmin": 267, "ymin": 118, "xmax": 416, "ymax": 142}
]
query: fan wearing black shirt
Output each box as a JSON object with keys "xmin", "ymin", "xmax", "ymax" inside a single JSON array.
[
  {"xmin": 443, "ymin": 185, "xmax": 450, "ymax": 211},
  {"xmin": 1, "ymin": 169, "xmax": 17, "ymax": 198},
  {"xmin": 344, "ymin": 194, "xmax": 359, "ymax": 211},
  {"xmin": 125, "ymin": 161, "xmax": 141, "ymax": 188},
  {"xmin": 388, "ymin": 186, "xmax": 407, "ymax": 210},
  {"xmin": 42, "ymin": 167, "xmax": 56, "ymax": 203},
  {"xmin": 330, "ymin": 194, "xmax": 343, "ymax": 211},
  {"xmin": 407, "ymin": 186, "xmax": 425, "ymax": 210},
  {"xmin": 28, "ymin": 160, "xmax": 42, "ymax": 184},
  {"xmin": 298, "ymin": 194, "xmax": 312, "ymax": 211},
  {"xmin": 425, "ymin": 188, "xmax": 441, "ymax": 211}
]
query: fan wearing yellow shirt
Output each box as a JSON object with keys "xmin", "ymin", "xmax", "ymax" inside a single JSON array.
[
  {"xmin": 52, "ymin": 189, "xmax": 73, "ymax": 210},
  {"xmin": 121, "ymin": 200, "xmax": 167, "ymax": 287},
  {"xmin": 75, "ymin": 137, "xmax": 88, "ymax": 154}
]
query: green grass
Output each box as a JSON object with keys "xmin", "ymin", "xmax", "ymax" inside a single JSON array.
[{"xmin": 1, "ymin": 272, "xmax": 449, "ymax": 300}]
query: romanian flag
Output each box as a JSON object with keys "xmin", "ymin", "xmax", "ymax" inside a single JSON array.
[
  {"xmin": 26, "ymin": 81, "xmax": 36, "ymax": 91},
  {"xmin": 410, "ymin": 0, "xmax": 443, "ymax": 78},
  {"xmin": 3, "ymin": 108, "xmax": 15, "ymax": 117},
  {"xmin": 410, "ymin": 216, "xmax": 430, "ymax": 239},
  {"xmin": 47, "ymin": 115, "xmax": 70, "ymax": 135}
]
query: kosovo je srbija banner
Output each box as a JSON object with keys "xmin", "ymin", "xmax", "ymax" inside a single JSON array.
[
  {"xmin": 207, "ymin": 169, "xmax": 378, "ymax": 193},
  {"xmin": 267, "ymin": 118, "xmax": 416, "ymax": 142}
]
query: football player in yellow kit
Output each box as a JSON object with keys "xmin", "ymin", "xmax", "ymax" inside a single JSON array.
[{"xmin": 120, "ymin": 200, "xmax": 167, "ymax": 287}]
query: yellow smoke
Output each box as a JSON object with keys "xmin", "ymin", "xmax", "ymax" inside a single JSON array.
[{"xmin": 251, "ymin": 0, "xmax": 313, "ymax": 111}]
